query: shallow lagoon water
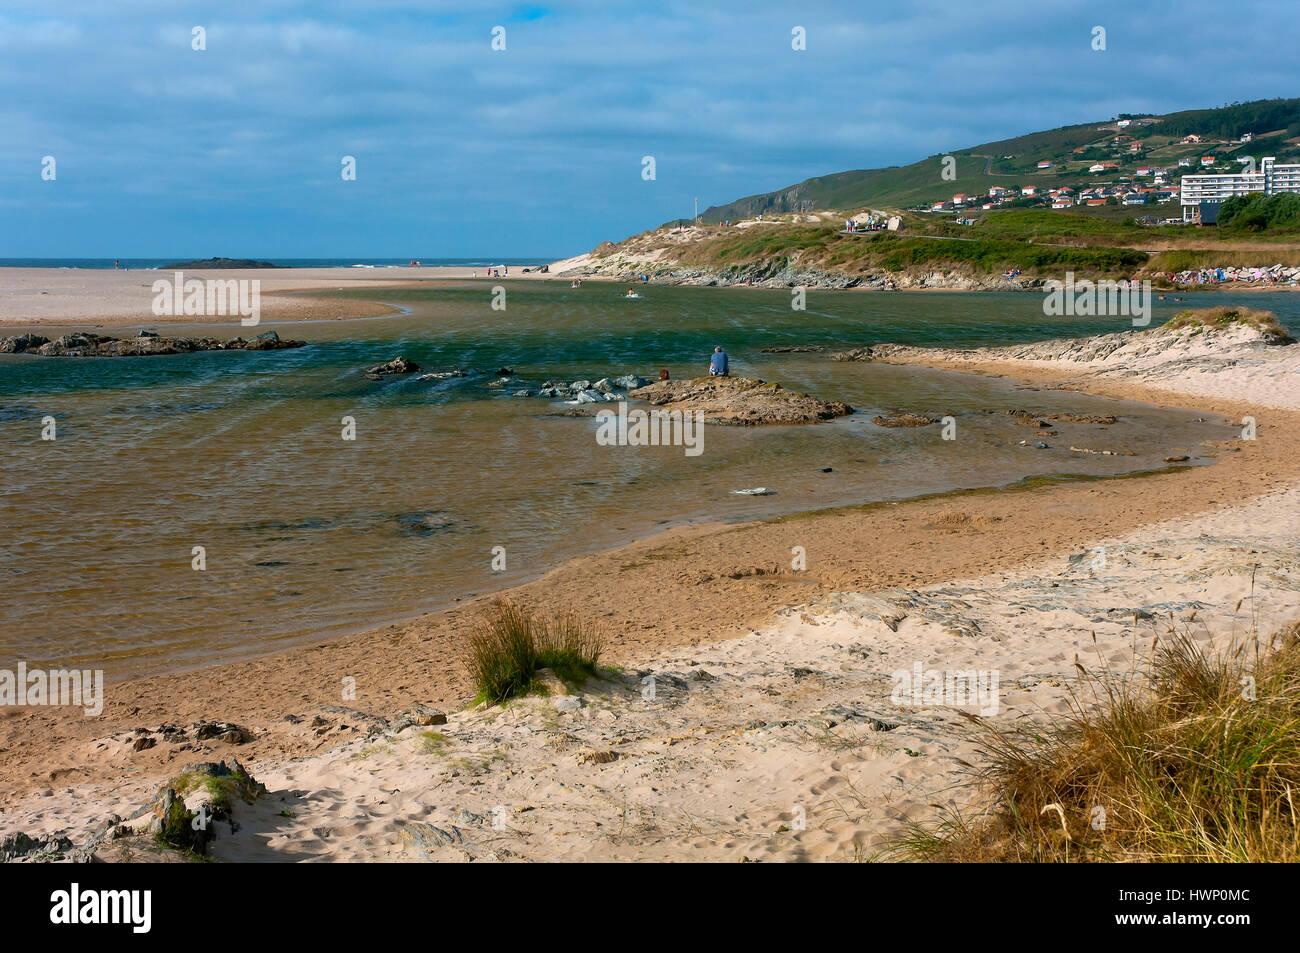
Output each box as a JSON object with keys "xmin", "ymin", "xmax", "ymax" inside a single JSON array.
[{"xmin": 2, "ymin": 284, "xmax": 1291, "ymax": 676}]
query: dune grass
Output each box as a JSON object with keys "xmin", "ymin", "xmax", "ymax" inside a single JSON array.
[
  {"xmin": 1163, "ymin": 306, "xmax": 1292, "ymax": 338},
  {"xmin": 462, "ymin": 601, "xmax": 603, "ymax": 705},
  {"xmin": 893, "ymin": 620, "xmax": 1300, "ymax": 862}
]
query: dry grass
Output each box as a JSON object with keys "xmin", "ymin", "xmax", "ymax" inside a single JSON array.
[
  {"xmin": 1163, "ymin": 306, "xmax": 1292, "ymax": 339},
  {"xmin": 461, "ymin": 601, "xmax": 603, "ymax": 705},
  {"xmin": 893, "ymin": 620, "xmax": 1300, "ymax": 862}
]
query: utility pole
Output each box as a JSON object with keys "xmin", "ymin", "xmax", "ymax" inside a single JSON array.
[{"xmin": 694, "ymin": 196, "xmax": 698, "ymax": 224}]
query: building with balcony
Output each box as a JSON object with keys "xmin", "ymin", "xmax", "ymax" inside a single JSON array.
[{"xmin": 1181, "ymin": 157, "xmax": 1300, "ymax": 221}]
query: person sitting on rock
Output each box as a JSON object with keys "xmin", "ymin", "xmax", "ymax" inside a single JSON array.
[{"xmin": 709, "ymin": 346, "xmax": 729, "ymax": 377}]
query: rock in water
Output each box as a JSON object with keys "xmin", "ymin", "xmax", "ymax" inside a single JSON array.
[
  {"xmin": 871, "ymin": 412, "xmax": 936, "ymax": 427},
  {"xmin": 627, "ymin": 376, "xmax": 852, "ymax": 426},
  {"xmin": 365, "ymin": 356, "xmax": 421, "ymax": 379}
]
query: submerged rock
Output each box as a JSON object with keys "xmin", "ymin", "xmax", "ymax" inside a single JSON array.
[{"xmin": 872, "ymin": 412, "xmax": 935, "ymax": 427}]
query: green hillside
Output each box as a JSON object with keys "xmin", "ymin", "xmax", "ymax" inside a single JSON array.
[{"xmin": 698, "ymin": 98, "xmax": 1300, "ymax": 222}]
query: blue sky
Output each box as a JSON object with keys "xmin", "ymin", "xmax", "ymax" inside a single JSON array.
[{"xmin": 1, "ymin": 0, "xmax": 1294, "ymax": 258}]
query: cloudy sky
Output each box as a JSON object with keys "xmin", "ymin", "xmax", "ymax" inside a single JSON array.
[{"xmin": 1, "ymin": 0, "xmax": 1294, "ymax": 259}]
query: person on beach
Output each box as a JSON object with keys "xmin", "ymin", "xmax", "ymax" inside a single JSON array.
[{"xmin": 709, "ymin": 346, "xmax": 729, "ymax": 377}]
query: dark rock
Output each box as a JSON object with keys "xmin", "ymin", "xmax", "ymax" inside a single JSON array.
[
  {"xmin": 192, "ymin": 720, "xmax": 254, "ymax": 744},
  {"xmin": 159, "ymin": 257, "xmax": 284, "ymax": 269},
  {"xmin": 25, "ymin": 331, "xmax": 304, "ymax": 357},
  {"xmin": 0, "ymin": 333, "xmax": 50, "ymax": 353},
  {"xmin": 872, "ymin": 412, "xmax": 935, "ymax": 427},
  {"xmin": 393, "ymin": 511, "xmax": 455, "ymax": 537},
  {"xmin": 365, "ymin": 356, "xmax": 421, "ymax": 379}
]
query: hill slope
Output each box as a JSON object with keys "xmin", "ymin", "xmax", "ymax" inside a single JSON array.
[{"xmin": 699, "ymin": 98, "xmax": 1300, "ymax": 222}]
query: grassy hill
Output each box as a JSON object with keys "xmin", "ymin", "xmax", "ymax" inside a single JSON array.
[{"xmin": 697, "ymin": 98, "xmax": 1300, "ymax": 223}]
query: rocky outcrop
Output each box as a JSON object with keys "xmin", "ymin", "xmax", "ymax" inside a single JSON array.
[
  {"xmin": 1, "ymin": 758, "xmax": 267, "ymax": 862},
  {"xmin": 566, "ymin": 258, "xmax": 1040, "ymax": 291},
  {"xmin": 628, "ymin": 376, "xmax": 852, "ymax": 425},
  {"xmin": 537, "ymin": 374, "xmax": 651, "ymax": 402},
  {"xmin": 159, "ymin": 257, "xmax": 285, "ymax": 269},
  {"xmin": 3, "ymin": 329, "xmax": 303, "ymax": 357},
  {"xmin": 365, "ymin": 355, "xmax": 421, "ymax": 379}
]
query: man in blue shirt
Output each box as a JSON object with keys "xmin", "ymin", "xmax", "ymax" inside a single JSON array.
[{"xmin": 709, "ymin": 346, "xmax": 729, "ymax": 377}]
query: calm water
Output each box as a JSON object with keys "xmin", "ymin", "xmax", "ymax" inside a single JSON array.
[{"xmin": 2, "ymin": 285, "xmax": 1293, "ymax": 678}]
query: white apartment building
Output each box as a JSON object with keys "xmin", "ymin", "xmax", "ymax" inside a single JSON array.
[{"xmin": 1181, "ymin": 157, "xmax": 1300, "ymax": 221}]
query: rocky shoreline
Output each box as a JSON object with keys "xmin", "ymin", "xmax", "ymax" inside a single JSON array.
[
  {"xmin": 831, "ymin": 312, "xmax": 1295, "ymax": 369},
  {"xmin": 1, "ymin": 329, "xmax": 304, "ymax": 357},
  {"xmin": 566, "ymin": 258, "xmax": 1039, "ymax": 291}
]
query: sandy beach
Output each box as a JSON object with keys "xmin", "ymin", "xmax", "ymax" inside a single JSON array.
[
  {"xmin": 2, "ymin": 282, "xmax": 1298, "ymax": 860},
  {"xmin": 0, "ymin": 266, "xmax": 564, "ymax": 328}
]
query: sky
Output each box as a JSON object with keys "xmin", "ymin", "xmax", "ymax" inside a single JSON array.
[{"xmin": 1, "ymin": 0, "xmax": 1295, "ymax": 259}]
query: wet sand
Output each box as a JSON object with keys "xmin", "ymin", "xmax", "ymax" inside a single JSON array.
[{"xmin": 1, "ymin": 352, "xmax": 1296, "ymax": 803}]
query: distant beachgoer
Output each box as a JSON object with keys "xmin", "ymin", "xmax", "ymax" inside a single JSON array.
[
  {"xmin": 659, "ymin": 368, "xmax": 670, "ymax": 381},
  {"xmin": 114, "ymin": 260, "xmax": 120, "ymax": 270},
  {"xmin": 709, "ymin": 346, "xmax": 728, "ymax": 377}
]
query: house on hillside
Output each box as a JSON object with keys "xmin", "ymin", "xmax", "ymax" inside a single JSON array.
[
  {"xmin": 1037, "ymin": 160, "xmax": 1054, "ymax": 169},
  {"xmin": 1021, "ymin": 186, "xmax": 1037, "ymax": 196},
  {"xmin": 1181, "ymin": 134, "xmax": 1203, "ymax": 144},
  {"xmin": 1051, "ymin": 198, "xmax": 1073, "ymax": 209},
  {"xmin": 1201, "ymin": 156, "xmax": 1216, "ymax": 166},
  {"xmin": 1178, "ymin": 157, "xmax": 1193, "ymax": 167}
]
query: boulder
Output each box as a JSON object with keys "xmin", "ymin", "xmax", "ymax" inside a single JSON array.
[
  {"xmin": 365, "ymin": 356, "xmax": 421, "ymax": 379},
  {"xmin": 0, "ymin": 333, "xmax": 49, "ymax": 353}
]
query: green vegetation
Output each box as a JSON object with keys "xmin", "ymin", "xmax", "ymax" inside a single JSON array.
[
  {"xmin": 419, "ymin": 730, "xmax": 451, "ymax": 754},
  {"xmin": 692, "ymin": 98, "xmax": 1300, "ymax": 224},
  {"xmin": 462, "ymin": 601, "xmax": 604, "ymax": 705},
  {"xmin": 1150, "ymin": 98, "xmax": 1300, "ymax": 141},
  {"xmin": 1219, "ymin": 192, "xmax": 1300, "ymax": 232},
  {"xmin": 932, "ymin": 208, "xmax": 1146, "ymax": 245},
  {"xmin": 172, "ymin": 762, "xmax": 263, "ymax": 813},
  {"xmin": 892, "ymin": 623, "xmax": 1300, "ymax": 862},
  {"xmin": 672, "ymin": 223, "xmax": 1146, "ymax": 278},
  {"xmin": 1147, "ymin": 247, "xmax": 1300, "ymax": 272}
]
